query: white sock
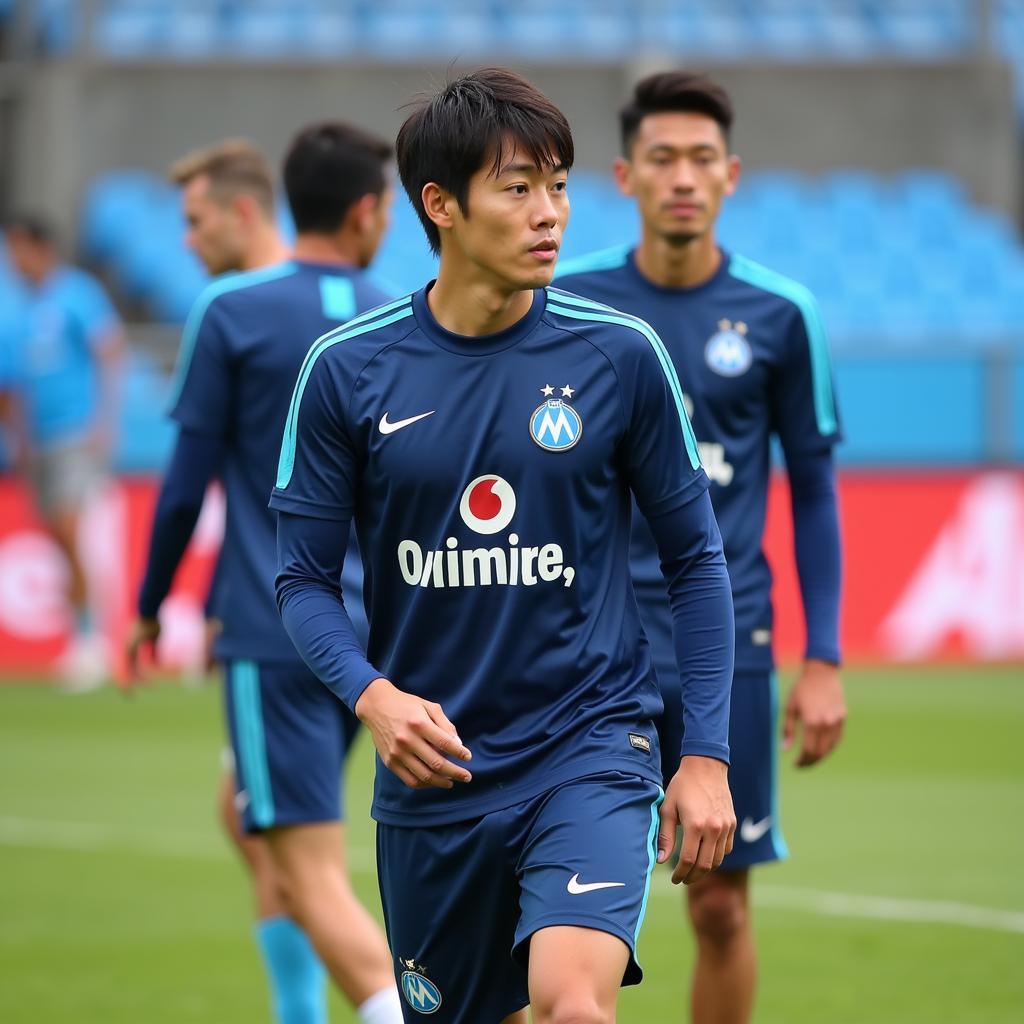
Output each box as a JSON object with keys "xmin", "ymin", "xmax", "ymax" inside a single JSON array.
[{"xmin": 358, "ymin": 985, "xmax": 404, "ymax": 1024}]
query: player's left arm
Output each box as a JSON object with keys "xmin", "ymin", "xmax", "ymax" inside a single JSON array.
[
  {"xmin": 620, "ymin": 327, "xmax": 737, "ymax": 884},
  {"xmin": 79, "ymin": 275, "xmax": 125, "ymax": 457},
  {"xmin": 771, "ymin": 295, "xmax": 846, "ymax": 768}
]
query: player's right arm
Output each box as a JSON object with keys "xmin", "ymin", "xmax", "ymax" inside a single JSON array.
[{"xmin": 271, "ymin": 351, "xmax": 471, "ymax": 789}]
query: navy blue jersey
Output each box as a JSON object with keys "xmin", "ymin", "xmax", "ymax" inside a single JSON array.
[
  {"xmin": 272, "ymin": 285, "xmax": 734, "ymax": 826},
  {"xmin": 557, "ymin": 247, "xmax": 841, "ymax": 671},
  {"xmin": 169, "ymin": 260, "xmax": 390, "ymax": 663}
]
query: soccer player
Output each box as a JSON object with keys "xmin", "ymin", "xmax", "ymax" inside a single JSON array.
[
  {"xmin": 136, "ymin": 138, "xmax": 343, "ymax": 1024},
  {"xmin": 273, "ymin": 68, "xmax": 736, "ymax": 1024},
  {"xmin": 125, "ymin": 124, "xmax": 403, "ymax": 1024},
  {"xmin": 556, "ymin": 72, "xmax": 847, "ymax": 1024},
  {"xmin": 1, "ymin": 213, "xmax": 123, "ymax": 688}
]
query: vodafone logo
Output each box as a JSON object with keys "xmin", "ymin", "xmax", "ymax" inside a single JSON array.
[{"xmin": 460, "ymin": 475, "xmax": 516, "ymax": 535}]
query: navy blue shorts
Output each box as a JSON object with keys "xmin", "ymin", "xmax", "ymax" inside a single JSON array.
[
  {"xmin": 377, "ymin": 771, "xmax": 664, "ymax": 1022},
  {"xmin": 223, "ymin": 659, "xmax": 361, "ymax": 833},
  {"xmin": 646, "ymin": 606, "xmax": 788, "ymax": 870}
]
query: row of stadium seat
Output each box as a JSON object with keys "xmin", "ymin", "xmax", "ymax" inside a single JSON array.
[
  {"xmin": 3, "ymin": 0, "xmax": 997, "ymax": 60},
  {"xmin": 71, "ymin": 167, "xmax": 1024, "ymax": 346}
]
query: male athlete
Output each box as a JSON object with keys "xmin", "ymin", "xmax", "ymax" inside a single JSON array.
[
  {"xmin": 2, "ymin": 213, "xmax": 123, "ymax": 688},
  {"xmin": 126, "ymin": 125, "xmax": 402, "ymax": 1024},
  {"xmin": 557, "ymin": 72, "xmax": 847, "ymax": 1024},
  {"xmin": 273, "ymin": 68, "xmax": 736, "ymax": 1024}
]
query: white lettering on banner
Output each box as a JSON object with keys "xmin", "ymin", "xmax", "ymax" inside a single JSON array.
[
  {"xmin": 881, "ymin": 474, "xmax": 1024, "ymax": 660},
  {"xmin": 0, "ymin": 532, "xmax": 69, "ymax": 638}
]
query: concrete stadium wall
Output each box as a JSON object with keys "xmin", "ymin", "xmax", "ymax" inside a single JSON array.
[{"xmin": 4, "ymin": 57, "xmax": 1018, "ymax": 239}]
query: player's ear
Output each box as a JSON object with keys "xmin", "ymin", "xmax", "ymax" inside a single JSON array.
[
  {"xmin": 350, "ymin": 192, "xmax": 379, "ymax": 234},
  {"xmin": 724, "ymin": 154, "xmax": 741, "ymax": 198},
  {"xmin": 232, "ymin": 193, "xmax": 259, "ymax": 226},
  {"xmin": 613, "ymin": 157, "xmax": 634, "ymax": 198},
  {"xmin": 421, "ymin": 182, "xmax": 456, "ymax": 233}
]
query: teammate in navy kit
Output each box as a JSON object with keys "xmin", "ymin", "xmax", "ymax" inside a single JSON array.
[
  {"xmin": 557, "ymin": 72, "xmax": 847, "ymax": 1024},
  {"xmin": 126, "ymin": 124, "xmax": 403, "ymax": 1024},
  {"xmin": 273, "ymin": 69, "xmax": 736, "ymax": 1024}
]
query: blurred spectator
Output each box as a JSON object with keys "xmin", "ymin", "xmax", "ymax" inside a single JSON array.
[{"xmin": 0, "ymin": 213, "xmax": 123, "ymax": 688}]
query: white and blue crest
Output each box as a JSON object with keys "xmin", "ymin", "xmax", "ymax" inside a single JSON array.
[
  {"xmin": 530, "ymin": 398, "xmax": 583, "ymax": 452},
  {"xmin": 705, "ymin": 319, "xmax": 753, "ymax": 377},
  {"xmin": 401, "ymin": 971, "xmax": 443, "ymax": 1014}
]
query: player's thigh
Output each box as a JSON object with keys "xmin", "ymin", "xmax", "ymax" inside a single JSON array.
[
  {"xmin": 528, "ymin": 925, "xmax": 630, "ymax": 1022},
  {"xmin": 514, "ymin": 771, "xmax": 664, "ymax": 989},
  {"xmin": 722, "ymin": 670, "xmax": 788, "ymax": 869},
  {"xmin": 222, "ymin": 659, "xmax": 351, "ymax": 834},
  {"xmin": 376, "ymin": 815, "xmax": 529, "ymax": 1023}
]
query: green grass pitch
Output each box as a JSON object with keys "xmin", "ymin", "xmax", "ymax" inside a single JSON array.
[{"xmin": 1, "ymin": 665, "xmax": 1021, "ymax": 1023}]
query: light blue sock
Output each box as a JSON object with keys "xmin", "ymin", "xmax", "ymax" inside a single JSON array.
[
  {"xmin": 75, "ymin": 606, "xmax": 93, "ymax": 637},
  {"xmin": 255, "ymin": 916, "xmax": 328, "ymax": 1024}
]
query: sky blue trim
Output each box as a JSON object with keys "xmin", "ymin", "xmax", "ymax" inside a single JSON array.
[
  {"xmin": 727, "ymin": 253, "xmax": 838, "ymax": 436},
  {"xmin": 547, "ymin": 302, "xmax": 701, "ymax": 471},
  {"xmin": 318, "ymin": 275, "xmax": 356, "ymax": 323},
  {"xmin": 769, "ymin": 671, "xmax": 790, "ymax": 860},
  {"xmin": 276, "ymin": 303, "xmax": 414, "ymax": 490},
  {"xmin": 634, "ymin": 787, "xmax": 665, "ymax": 944},
  {"xmin": 547, "ymin": 286, "xmax": 617, "ymax": 314},
  {"xmin": 166, "ymin": 262, "xmax": 297, "ymax": 412},
  {"xmin": 553, "ymin": 244, "xmax": 630, "ymax": 279},
  {"xmin": 232, "ymin": 660, "xmax": 274, "ymax": 828}
]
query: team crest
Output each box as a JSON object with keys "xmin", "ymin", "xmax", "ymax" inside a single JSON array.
[
  {"xmin": 705, "ymin": 320, "xmax": 752, "ymax": 377},
  {"xmin": 400, "ymin": 966, "xmax": 443, "ymax": 1015},
  {"xmin": 531, "ymin": 384, "xmax": 582, "ymax": 452}
]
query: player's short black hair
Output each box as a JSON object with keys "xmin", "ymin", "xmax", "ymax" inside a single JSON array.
[
  {"xmin": 283, "ymin": 122, "xmax": 393, "ymax": 234},
  {"xmin": 3, "ymin": 211, "xmax": 56, "ymax": 245},
  {"xmin": 620, "ymin": 71, "xmax": 734, "ymax": 155},
  {"xmin": 396, "ymin": 67, "xmax": 574, "ymax": 255}
]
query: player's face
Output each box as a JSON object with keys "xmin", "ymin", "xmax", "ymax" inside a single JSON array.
[
  {"xmin": 357, "ymin": 185, "xmax": 394, "ymax": 269},
  {"xmin": 447, "ymin": 147, "xmax": 569, "ymax": 291},
  {"xmin": 182, "ymin": 175, "xmax": 247, "ymax": 274},
  {"xmin": 6, "ymin": 230, "xmax": 52, "ymax": 283},
  {"xmin": 616, "ymin": 112, "xmax": 739, "ymax": 245}
]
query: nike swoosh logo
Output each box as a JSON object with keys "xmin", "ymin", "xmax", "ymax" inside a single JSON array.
[
  {"xmin": 379, "ymin": 410, "xmax": 435, "ymax": 435},
  {"xmin": 739, "ymin": 816, "xmax": 772, "ymax": 843},
  {"xmin": 567, "ymin": 873, "xmax": 626, "ymax": 895}
]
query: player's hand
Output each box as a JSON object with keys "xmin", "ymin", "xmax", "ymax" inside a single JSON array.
[
  {"xmin": 658, "ymin": 755, "xmax": 735, "ymax": 885},
  {"xmin": 782, "ymin": 659, "xmax": 846, "ymax": 767},
  {"xmin": 124, "ymin": 616, "xmax": 160, "ymax": 683},
  {"xmin": 355, "ymin": 677, "xmax": 473, "ymax": 790}
]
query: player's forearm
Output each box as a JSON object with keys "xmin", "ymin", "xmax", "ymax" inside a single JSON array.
[
  {"xmin": 647, "ymin": 490, "xmax": 734, "ymax": 763},
  {"xmin": 275, "ymin": 510, "xmax": 381, "ymax": 710},
  {"xmin": 788, "ymin": 450, "xmax": 842, "ymax": 665},
  {"xmin": 137, "ymin": 429, "xmax": 221, "ymax": 618}
]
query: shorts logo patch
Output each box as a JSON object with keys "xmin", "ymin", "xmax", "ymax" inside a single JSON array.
[
  {"xmin": 530, "ymin": 386, "xmax": 582, "ymax": 452},
  {"xmin": 740, "ymin": 816, "xmax": 772, "ymax": 843},
  {"xmin": 705, "ymin": 319, "xmax": 752, "ymax": 377},
  {"xmin": 400, "ymin": 970, "xmax": 442, "ymax": 1014},
  {"xmin": 628, "ymin": 732, "xmax": 652, "ymax": 753}
]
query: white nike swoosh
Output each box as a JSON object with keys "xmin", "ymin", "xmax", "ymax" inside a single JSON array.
[
  {"xmin": 739, "ymin": 816, "xmax": 772, "ymax": 843},
  {"xmin": 379, "ymin": 410, "xmax": 435, "ymax": 435},
  {"xmin": 567, "ymin": 873, "xmax": 626, "ymax": 895}
]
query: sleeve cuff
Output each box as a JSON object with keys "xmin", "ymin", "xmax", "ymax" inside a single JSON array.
[
  {"xmin": 269, "ymin": 490, "xmax": 353, "ymax": 521},
  {"xmin": 680, "ymin": 739, "xmax": 731, "ymax": 766}
]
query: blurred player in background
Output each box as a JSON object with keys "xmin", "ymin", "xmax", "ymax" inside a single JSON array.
[
  {"xmin": 273, "ymin": 68, "xmax": 735, "ymax": 1024},
  {"xmin": 0, "ymin": 213, "xmax": 123, "ymax": 689},
  {"xmin": 126, "ymin": 126, "xmax": 402, "ymax": 1024},
  {"xmin": 557, "ymin": 72, "xmax": 847, "ymax": 1024}
]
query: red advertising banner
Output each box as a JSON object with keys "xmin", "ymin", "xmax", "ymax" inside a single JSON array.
[{"xmin": 0, "ymin": 471, "xmax": 1021, "ymax": 679}]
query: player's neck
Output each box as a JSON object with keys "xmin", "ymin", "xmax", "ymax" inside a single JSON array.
[
  {"xmin": 291, "ymin": 232, "xmax": 363, "ymax": 268},
  {"xmin": 428, "ymin": 266, "xmax": 534, "ymax": 338},
  {"xmin": 242, "ymin": 226, "xmax": 290, "ymax": 271},
  {"xmin": 634, "ymin": 231, "xmax": 721, "ymax": 290}
]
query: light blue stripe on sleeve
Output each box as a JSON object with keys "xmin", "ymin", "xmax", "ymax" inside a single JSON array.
[
  {"xmin": 727, "ymin": 254, "xmax": 838, "ymax": 436},
  {"xmin": 166, "ymin": 261, "xmax": 297, "ymax": 413},
  {"xmin": 276, "ymin": 301, "xmax": 414, "ymax": 490},
  {"xmin": 547, "ymin": 300, "xmax": 702, "ymax": 471},
  {"xmin": 634, "ymin": 787, "xmax": 666, "ymax": 944},
  {"xmin": 232, "ymin": 660, "xmax": 274, "ymax": 828}
]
